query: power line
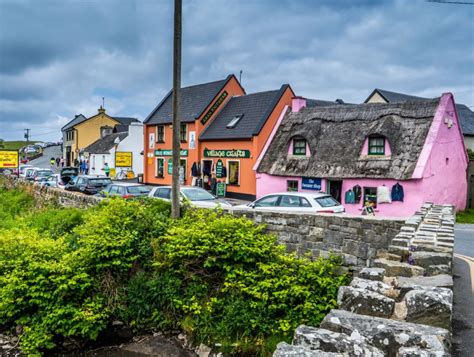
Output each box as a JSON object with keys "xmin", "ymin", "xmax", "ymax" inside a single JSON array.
[
  {"xmin": 427, "ymin": 0, "xmax": 474, "ymax": 4},
  {"xmin": 29, "ymin": 130, "xmax": 59, "ymax": 137}
]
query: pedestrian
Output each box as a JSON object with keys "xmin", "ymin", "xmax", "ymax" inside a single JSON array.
[
  {"xmin": 50, "ymin": 157, "xmax": 55, "ymax": 167},
  {"xmin": 103, "ymin": 163, "xmax": 110, "ymax": 177},
  {"xmin": 60, "ymin": 157, "xmax": 64, "ymax": 167},
  {"xmin": 85, "ymin": 160, "xmax": 89, "ymax": 175},
  {"xmin": 80, "ymin": 160, "xmax": 86, "ymax": 175},
  {"xmin": 74, "ymin": 158, "xmax": 79, "ymax": 167},
  {"xmin": 55, "ymin": 157, "xmax": 60, "ymax": 167}
]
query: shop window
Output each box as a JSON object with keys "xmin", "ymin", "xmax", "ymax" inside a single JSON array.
[
  {"xmin": 287, "ymin": 180, "xmax": 298, "ymax": 192},
  {"xmin": 293, "ymin": 138, "xmax": 307, "ymax": 156},
  {"xmin": 227, "ymin": 114, "xmax": 244, "ymax": 129},
  {"xmin": 156, "ymin": 158, "xmax": 164, "ymax": 178},
  {"xmin": 157, "ymin": 125, "xmax": 165, "ymax": 143},
  {"xmin": 180, "ymin": 124, "xmax": 187, "ymax": 142},
  {"xmin": 363, "ymin": 187, "xmax": 377, "ymax": 208},
  {"xmin": 179, "ymin": 159, "xmax": 187, "ymax": 182},
  {"xmin": 228, "ymin": 161, "xmax": 240, "ymax": 185},
  {"xmin": 368, "ymin": 136, "xmax": 385, "ymax": 155}
]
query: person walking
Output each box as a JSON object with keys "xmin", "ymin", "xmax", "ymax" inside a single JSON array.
[
  {"xmin": 60, "ymin": 157, "xmax": 65, "ymax": 167},
  {"xmin": 103, "ymin": 163, "xmax": 110, "ymax": 177},
  {"xmin": 55, "ymin": 157, "xmax": 60, "ymax": 167},
  {"xmin": 85, "ymin": 160, "xmax": 89, "ymax": 175},
  {"xmin": 50, "ymin": 157, "xmax": 55, "ymax": 167}
]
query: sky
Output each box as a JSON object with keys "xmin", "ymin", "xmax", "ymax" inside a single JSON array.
[{"xmin": 0, "ymin": 0, "xmax": 473, "ymax": 142}]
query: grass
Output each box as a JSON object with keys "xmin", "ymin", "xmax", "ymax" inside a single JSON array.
[
  {"xmin": 456, "ymin": 208, "xmax": 474, "ymax": 224},
  {"xmin": 0, "ymin": 141, "xmax": 34, "ymax": 151}
]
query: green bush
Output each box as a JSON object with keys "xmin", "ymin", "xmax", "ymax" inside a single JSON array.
[{"xmin": 0, "ymin": 186, "xmax": 34, "ymax": 229}]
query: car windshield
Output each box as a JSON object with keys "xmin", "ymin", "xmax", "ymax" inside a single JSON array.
[
  {"xmin": 89, "ymin": 178, "xmax": 112, "ymax": 186},
  {"xmin": 315, "ymin": 196, "xmax": 340, "ymax": 207},
  {"xmin": 62, "ymin": 169, "xmax": 78, "ymax": 175},
  {"xmin": 37, "ymin": 170, "xmax": 53, "ymax": 177},
  {"xmin": 127, "ymin": 186, "xmax": 151, "ymax": 194},
  {"xmin": 182, "ymin": 188, "xmax": 215, "ymax": 201}
]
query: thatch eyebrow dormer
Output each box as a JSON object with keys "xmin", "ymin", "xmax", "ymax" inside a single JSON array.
[
  {"xmin": 289, "ymin": 136, "xmax": 310, "ymax": 157},
  {"xmin": 257, "ymin": 99, "xmax": 441, "ymax": 180}
]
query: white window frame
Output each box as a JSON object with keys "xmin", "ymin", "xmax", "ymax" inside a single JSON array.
[
  {"xmin": 156, "ymin": 125, "xmax": 165, "ymax": 143},
  {"xmin": 226, "ymin": 159, "xmax": 240, "ymax": 186}
]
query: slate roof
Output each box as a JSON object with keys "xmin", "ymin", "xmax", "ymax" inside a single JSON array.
[
  {"xmin": 257, "ymin": 99, "xmax": 441, "ymax": 180},
  {"xmin": 62, "ymin": 114, "xmax": 88, "ymax": 131},
  {"xmin": 306, "ymin": 99, "xmax": 349, "ymax": 107},
  {"xmin": 199, "ymin": 85, "xmax": 291, "ymax": 140},
  {"xmin": 144, "ymin": 75, "xmax": 238, "ymax": 125},
  {"xmin": 83, "ymin": 131, "xmax": 129, "ymax": 154},
  {"xmin": 365, "ymin": 88, "xmax": 474, "ymax": 136},
  {"xmin": 113, "ymin": 117, "xmax": 140, "ymax": 125},
  {"xmin": 365, "ymin": 89, "xmax": 428, "ymax": 103}
]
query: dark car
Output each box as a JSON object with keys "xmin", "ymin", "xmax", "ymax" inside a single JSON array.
[
  {"xmin": 60, "ymin": 167, "xmax": 79, "ymax": 185},
  {"xmin": 66, "ymin": 176, "xmax": 112, "ymax": 195},
  {"xmin": 99, "ymin": 183, "xmax": 151, "ymax": 199}
]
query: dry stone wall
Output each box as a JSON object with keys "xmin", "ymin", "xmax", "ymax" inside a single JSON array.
[
  {"xmin": 230, "ymin": 209, "xmax": 405, "ymax": 268},
  {"xmin": 274, "ymin": 203, "xmax": 456, "ymax": 356}
]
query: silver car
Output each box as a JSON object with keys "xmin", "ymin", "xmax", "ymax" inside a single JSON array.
[
  {"xmin": 148, "ymin": 186, "xmax": 232, "ymax": 208},
  {"xmin": 236, "ymin": 192, "xmax": 345, "ymax": 213}
]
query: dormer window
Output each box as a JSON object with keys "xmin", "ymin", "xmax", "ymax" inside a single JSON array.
[
  {"xmin": 293, "ymin": 138, "xmax": 307, "ymax": 156},
  {"xmin": 227, "ymin": 114, "xmax": 243, "ymax": 129},
  {"xmin": 368, "ymin": 136, "xmax": 385, "ymax": 155}
]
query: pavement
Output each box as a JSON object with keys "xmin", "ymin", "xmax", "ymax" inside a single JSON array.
[
  {"xmin": 453, "ymin": 223, "xmax": 474, "ymax": 356},
  {"xmin": 27, "ymin": 145, "xmax": 62, "ymax": 173}
]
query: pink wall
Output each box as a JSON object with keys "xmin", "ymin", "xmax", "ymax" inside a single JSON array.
[{"xmin": 255, "ymin": 93, "xmax": 468, "ymax": 217}]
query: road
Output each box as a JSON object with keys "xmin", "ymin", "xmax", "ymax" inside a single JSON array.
[
  {"xmin": 28, "ymin": 145, "xmax": 63, "ymax": 172},
  {"xmin": 453, "ymin": 224, "xmax": 474, "ymax": 356}
]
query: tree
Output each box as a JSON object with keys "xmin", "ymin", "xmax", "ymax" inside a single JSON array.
[
  {"xmin": 171, "ymin": 0, "xmax": 182, "ymax": 219},
  {"xmin": 0, "ymin": 139, "xmax": 4, "ymax": 149}
]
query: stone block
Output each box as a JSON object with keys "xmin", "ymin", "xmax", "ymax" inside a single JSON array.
[
  {"xmin": 350, "ymin": 277, "xmax": 398, "ymax": 299},
  {"xmin": 426, "ymin": 264, "xmax": 452, "ymax": 276},
  {"xmin": 410, "ymin": 252, "xmax": 452, "ymax": 270},
  {"xmin": 320, "ymin": 309, "xmax": 451, "ymax": 355},
  {"xmin": 273, "ymin": 342, "xmax": 318, "ymax": 356},
  {"xmin": 396, "ymin": 274, "xmax": 453, "ymax": 292},
  {"xmin": 373, "ymin": 259, "xmax": 425, "ymax": 277},
  {"xmin": 323, "ymin": 231, "xmax": 344, "ymax": 245},
  {"xmin": 404, "ymin": 287, "xmax": 453, "ymax": 329},
  {"xmin": 337, "ymin": 286, "xmax": 395, "ymax": 318},
  {"xmin": 342, "ymin": 241, "xmax": 368, "ymax": 258},
  {"xmin": 291, "ymin": 325, "xmax": 383, "ymax": 356},
  {"xmin": 358, "ymin": 267, "xmax": 385, "ymax": 282}
]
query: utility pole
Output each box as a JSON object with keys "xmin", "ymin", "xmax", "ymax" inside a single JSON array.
[
  {"xmin": 24, "ymin": 128, "xmax": 30, "ymax": 143},
  {"xmin": 171, "ymin": 0, "xmax": 182, "ymax": 219}
]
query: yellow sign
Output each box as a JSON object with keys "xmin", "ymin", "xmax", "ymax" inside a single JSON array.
[
  {"xmin": 115, "ymin": 152, "xmax": 132, "ymax": 167},
  {"xmin": 0, "ymin": 151, "xmax": 19, "ymax": 169}
]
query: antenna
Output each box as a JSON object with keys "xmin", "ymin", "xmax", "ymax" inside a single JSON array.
[
  {"xmin": 102, "ymin": 97, "xmax": 105, "ymax": 108},
  {"xmin": 239, "ymin": 70, "xmax": 243, "ymax": 85}
]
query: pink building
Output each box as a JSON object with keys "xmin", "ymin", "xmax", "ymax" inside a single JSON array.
[{"xmin": 255, "ymin": 93, "xmax": 468, "ymax": 217}]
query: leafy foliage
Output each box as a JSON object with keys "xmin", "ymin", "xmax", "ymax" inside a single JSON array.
[{"xmin": 0, "ymin": 188, "xmax": 347, "ymax": 356}]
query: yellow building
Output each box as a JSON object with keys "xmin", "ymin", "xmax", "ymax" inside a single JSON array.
[{"xmin": 61, "ymin": 106, "xmax": 139, "ymax": 166}]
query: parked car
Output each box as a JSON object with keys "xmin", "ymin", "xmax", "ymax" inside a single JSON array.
[
  {"xmin": 236, "ymin": 192, "xmax": 345, "ymax": 213},
  {"xmin": 30, "ymin": 168, "xmax": 54, "ymax": 183},
  {"xmin": 24, "ymin": 167, "xmax": 40, "ymax": 180},
  {"xmin": 65, "ymin": 176, "xmax": 112, "ymax": 195},
  {"xmin": 18, "ymin": 164, "xmax": 33, "ymax": 178},
  {"xmin": 148, "ymin": 186, "xmax": 232, "ymax": 208},
  {"xmin": 98, "ymin": 183, "xmax": 151, "ymax": 199},
  {"xmin": 40, "ymin": 174, "xmax": 67, "ymax": 189},
  {"xmin": 60, "ymin": 166, "xmax": 79, "ymax": 185}
]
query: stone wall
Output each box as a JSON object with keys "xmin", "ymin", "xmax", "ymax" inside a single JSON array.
[
  {"xmin": 275, "ymin": 203, "xmax": 456, "ymax": 356},
  {"xmin": 230, "ymin": 209, "xmax": 405, "ymax": 268}
]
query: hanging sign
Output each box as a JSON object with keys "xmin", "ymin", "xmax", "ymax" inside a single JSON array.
[
  {"xmin": 215, "ymin": 159, "xmax": 224, "ymax": 178},
  {"xmin": 115, "ymin": 152, "xmax": 132, "ymax": 167},
  {"xmin": 189, "ymin": 131, "xmax": 196, "ymax": 149},
  {"xmin": 216, "ymin": 182, "xmax": 226, "ymax": 197},
  {"xmin": 155, "ymin": 149, "xmax": 188, "ymax": 157},
  {"xmin": 201, "ymin": 91, "xmax": 228, "ymax": 125},
  {"xmin": 149, "ymin": 133, "xmax": 155, "ymax": 149},
  {"xmin": 0, "ymin": 150, "xmax": 19, "ymax": 168},
  {"xmin": 204, "ymin": 149, "xmax": 250, "ymax": 158},
  {"xmin": 301, "ymin": 177, "xmax": 322, "ymax": 191},
  {"xmin": 167, "ymin": 158, "xmax": 173, "ymax": 174}
]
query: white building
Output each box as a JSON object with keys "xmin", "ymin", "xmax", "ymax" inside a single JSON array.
[{"xmin": 84, "ymin": 122, "xmax": 144, "ymax": 179}]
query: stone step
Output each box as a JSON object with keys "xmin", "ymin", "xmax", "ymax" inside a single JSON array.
[
  {"xmin": 392, "ymin": 238, "xmax": 410, "ymax": 247},
  {"xmin": 337, "ymin": 286, "xmax": 395, "ymax": 318},
  {"xmin": 350, "ymin": 277, "xmax": 398, "ymax": 299},
  {"xmin": 320, "ymin": 310, "xmax": 451, "ymax": 356},
  {"xmin": 358, "ymin": 267, "xmax": 385, "ymax": 281},
  {"xmin": 410, "ymin": 251, "xmax": 452, "ymax": 269},
  {"xmin": 426, "ymin": 264, "xmax": 452, "ymax": 276},
  {"xmin": 437, "ymin": 242, "xmax": 454, "ymax": 249},
  {"xmin": 376, "ymin": 251, "xmax": 402, "ymax": 261},
  {"xmin": 396, "ymin": 274, "xmax": 453, "ymax": 293},
  {"xmin": 388, "ymin": 245, "xmax": 409, "ymax": 257},
  {"xmin": 373, "ymin": 259, "xmax": 425, "ymax": 277}
]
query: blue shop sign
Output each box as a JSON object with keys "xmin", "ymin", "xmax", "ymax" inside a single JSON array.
[{"xmin": 301, "ymin": 177, "xmax": 322, "ymax": 190}]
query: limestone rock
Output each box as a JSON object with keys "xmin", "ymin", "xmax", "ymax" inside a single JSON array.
[
  {"xmin": 397, "ymin": 347, "xmax": 450, "ymax": 356},
  {"xmin": 292, "ymin": 325, "xmax": 383, "ymax": 356},
  {"xmin": 373, "ymin": 259, "xmax": 425, "ymax": 277},
  {"xmin": 410, "ymin": 252, "xmax": 452, "ymax": 270},
  {"xmin": 350, "ymin": 277, "xmax": 397, "ymax": 298},
  {"xmin": 358, "ymin": 267, "xmax": 385, "ymax": 282},
  {"xmin": 392, "ymin": 301, "xmax": 408, "ymax": 320},
  {"xmin": 426, "ymin": 264, "xmax": 452, "ymax": 276},
  {"xmin": 396, "ymin": 274, "xmax": 453, "ymax": 295},
  {"xmin": 273, "ymin": 342, "xmax": 340, "ymax": 356},
  {"xmin": 320, "ymin": 309, "xmax": 451, "ymax": 355},
  {"xmin": 404, "ymin": 287, "xmax": 453, "ymax": 329},
  {"xmin": 337, "ymin": 286, "xmax": 395, "ymax": 318}
]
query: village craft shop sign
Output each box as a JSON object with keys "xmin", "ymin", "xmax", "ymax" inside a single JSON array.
[
  {"xmin": 200, "ymin": 91, "xmax": 228, "ymax": 125},
  {"xmin": 154, "ymin": 149, "xmax": 188, "ymax": 157},
  {"xmin": 203, "ymin": 149, "xmax": 251, "ymax": 158}
]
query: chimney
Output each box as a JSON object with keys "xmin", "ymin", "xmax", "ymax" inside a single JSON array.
[
  {"xmin": 292, "ymin": 96, "xmax": 306, "ymax": 113},
  {"xmin": 98, "ymin": 105, "xmax": 106, "ymax": 114}
]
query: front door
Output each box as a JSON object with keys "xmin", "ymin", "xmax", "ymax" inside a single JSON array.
[{"xmin": 327, "ymin": 180, "xmax": 342, "ymax": 203}]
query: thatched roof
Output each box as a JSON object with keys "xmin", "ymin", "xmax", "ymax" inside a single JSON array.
[{"xmin": 257, "ymin": 99, "xmax": 440, "ymax": 180}]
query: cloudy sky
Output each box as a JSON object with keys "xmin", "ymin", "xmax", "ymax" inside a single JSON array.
[{"xmin": 0, "ymin": 0, "xmax": 473, "ymax": 142}]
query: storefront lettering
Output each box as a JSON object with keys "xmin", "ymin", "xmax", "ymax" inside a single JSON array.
[
  {"xmin": 154, "ymin": 149, "xmax": 188, "ymax": 157},
  {"xmin": 301, "ymin": 177, "xmax": 322, "ymax": 191},
  {"xmin": 200, "ymin": 91, "xmax": 228, "ymax": 125},
  {"xmin": 203, "ymin": 149, "xmax": 251, "ymax": 158}
]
